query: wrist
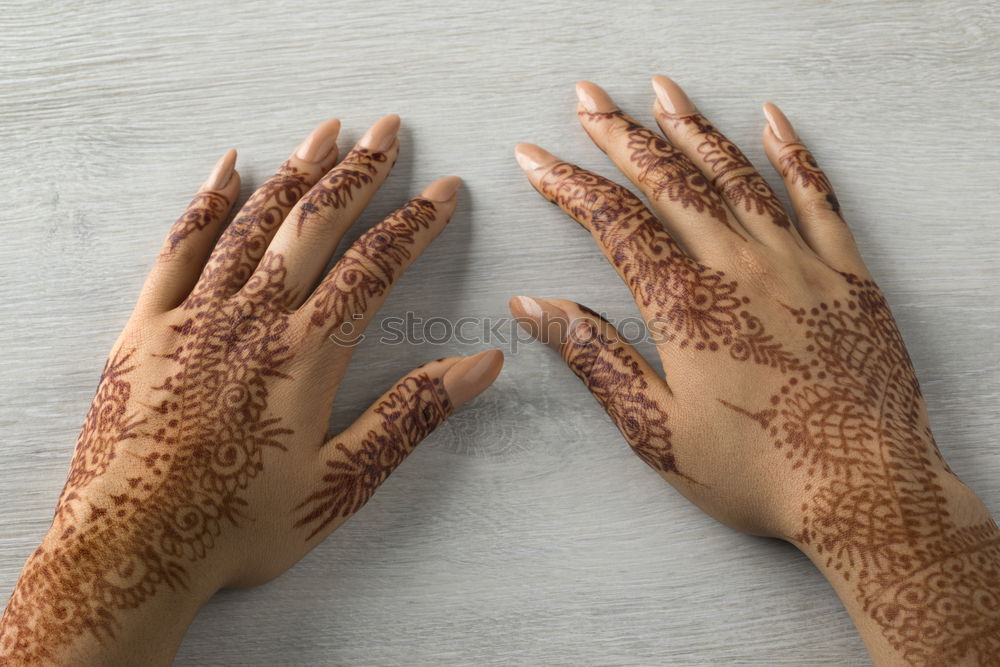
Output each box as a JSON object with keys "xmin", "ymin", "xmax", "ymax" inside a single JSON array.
[
  {"xmin": 1, "ymin": 522, "xmax": 219, "ymax": 665},
  {"xmin": 795, "ymin": 473, "xmax": 1000, "ymax": 664}
]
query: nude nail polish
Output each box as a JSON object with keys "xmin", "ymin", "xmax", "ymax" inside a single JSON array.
[
  {"xmin": 358, "ymin": 114, "xmax": 400, "ymax": 152},
  {"xmin": 508, "ymin": 296, "xmax": 570, "ymax": 353},
  {"xmin": 200, "ymin": 149, "xmax": 237, "ymax": 191},
  {"xmin": 651, "ymin": 75, "xmax": 696, "ymax": 116},
  {"xmin": 421, "ymin": 175, "xmax": 462, "ymax": 202},
  {"xmin": 513, "ymin": 143, "xmax": 559, "ymax": 173},
  {"xmin": 442, "ymin": 349, "xmax": 504, "ymax": 409},
  {"xmin": 763, "ymin": 103, "xmax": 798, "ymax": 143},
  {"xmin": 575, "ymin": 81, "xmax": 617, "ymax": 113},
  {"xmin": 295, "ymin": 118, "xmax": 341, "ymax": 163}
]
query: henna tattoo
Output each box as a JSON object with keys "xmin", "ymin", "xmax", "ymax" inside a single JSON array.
[
  {"xmin": 0, "ymin": 233, "xmax": 299, "ymax": 662},
  {"xmin": 579, "ymin": 110, "xmax": 740, "ymax": 234},
  {"xmin": 168, "ymin": 191, "xmax": 230, "ymax": 250},
  {"xmin": 779, "ymin": 146, "xmax": 842, "ymax": 215},
  {"xmin": 294, "ymin": 372, "xmax": 452, "ymax": 540},
  {"xmin": 293, "ymin": 148, "xmax": 387, "ymax": 234},
  {"xmin": 182, "ymin": 162, "xmax": 313, "ymax": 303},
  {"xmin": 716, "ymin": 276, "xmax": 1000, "ymax": 663},
  {"xmin": 307, "ymin": 198, "xmax": 439, "ymax": 338},
  {"xmin": 661, "ymin": 112, "xmax": 793, "ymax": 229},
  {"xmin": 561, "ymin": 317, "xmax": 681, "ymax": 477}
]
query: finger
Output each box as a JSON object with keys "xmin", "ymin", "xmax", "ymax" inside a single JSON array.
[
  {"xmin": 650, "ymin": 75, "xmax": 806, "ymax": 251},
  {"xmin": 573, "ymin": 81, "xmax": 747, "ymax": 259},
  {"xmin": 196, "ymin": 118, "xmax": 341, "ymax": 299},
  {"xmin": 762, "ymin": 103, "xmax": 868, "ymax": 275},
  {"xmin": 298, "ymin": 176, "xmax": 460, "ymax": 343},
  {"xmin": 509, "ymin": 296, "xmax": 689, "ymax": 481},
  {"xmin": 513, "ymin": 143, "xmax": 704, "ymax": 337},
  {"xmin": 292, "ymin": 349, "xmax": 504, "ymax": 540},
  {"xmin": 139, "ymin": 149, "xmax": 241, "ymax": 312},
  {"xmin": 260, "ymin": 115, "xmax": 401, "ymax": 307}
]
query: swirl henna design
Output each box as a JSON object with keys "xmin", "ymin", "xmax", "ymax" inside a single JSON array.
[
  {"xmin": 560, "ymin": 314, "xmax": 682, "ymax": 478},
  {"xmin": 184, "ymin": 162, "xmax": 314, "ymax": 303},
  {"xmin": 294, "ymin": 372, "xmax": 453, "ymax": 540},
  {"xmin": 307, "ymin": 198, "xmax": 440, "ymax": 337},
  {"xmin": 578, "ymin": 109, "xmax": 738, "ymax": 234},
  {"xmin": 659, "ymin": 112, "xmax": 793, "ymax": 229},
  {"xmin": 293, "ymin": 147, "xmax": 388, "ymax": 235},
  {"xmin": 0, "ymin": 253, "xmax": 299, "ymax": 661},
  {"xmin": 538, "ymin": 162, "xmax": 795, "ymax": 367},
  {"xmin": 167, "ymin": 191, "xmax": 232, "ymax": 250}
]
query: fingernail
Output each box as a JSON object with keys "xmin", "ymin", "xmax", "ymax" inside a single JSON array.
[
  {"xmin": 421, "ymin": 175, "xmax": 462, "ymax": 202},
  {"xmin": 442, "ymin": 349, "xmax": 504, "ymax": 409},
  {"xmin": 575, "ymin": 81, "xmax": 616, "ymax": 113},
  {"xmin": 358, "ymin": 114, "xmax": 400, "ymax": 152},
  {"xmin": 514, "ymin": 143, "xmax": 559, "ymax": 173},
  {"xmin": 295, "ymin": 118, "xmax": 341, "ymax": 163},
  {"xmin": 651, "ymin": 75, "xmax": 696, "ymax": 116},
  {"xmin": 200, "ymin": 149, "xmax": 237, "ymax": 191},
  {"xmin": 763, "ymin": 103, "xmax": 798, "ymax": 143},
  {"xmin": 508, "ymin": 296, "xmax": 569, "ymax": 353}
]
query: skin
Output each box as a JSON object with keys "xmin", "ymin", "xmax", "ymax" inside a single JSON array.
[
  {"xmin": 510, "ymin": 77, "xmax": 1000, "ymax": 666},
  {"xmin": 0, "ymin": 116, "xmax": 503, "ymax": 666}
]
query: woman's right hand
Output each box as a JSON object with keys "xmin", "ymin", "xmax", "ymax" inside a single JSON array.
[{"xmin": 510, "ymin": 77, "xmax": 1000, "ymax": 665}]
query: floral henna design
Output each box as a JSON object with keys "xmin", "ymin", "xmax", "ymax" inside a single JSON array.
[
  {"xmin": 195, "ymin": 163, "xmax": 313, "ymax": 298},
  {"xmin": 539, "ymin": 162, "xmax": 787, "ymax": 361},
  {"xmin": 661, "ymin": 112, "xmax": 793, "ymax": 229},
  {"xmin": 579, "ymin": 109, "xmax": 737, "ymax": 232},
  {"xmin": 294, "ymin": 148, "xmax": 388, "ymax": 235},
  {"xmin": 168, "ymin": 191, "xmax": 231, "ymax": 250},
  {"xmin": 307, "ymin": 198, "xmax": 439, "ymax": 337},
  {"xmin": 0, "ymin": 252, "xmax": 298, "ymax": 661},
  {"xmin": 562, "ymin": 315, "xmax": 682, "ymax": 478},
  {"xmin": 294, "ymin": 372, "xmax": 452, "ymax": 540},
  {"xmin": 713, "ymin": 275, "xmax": 1000, "ymax": 663},
  {"xmin": 779, "ymin": 146, "xmax": 842, "ymax": 216}
]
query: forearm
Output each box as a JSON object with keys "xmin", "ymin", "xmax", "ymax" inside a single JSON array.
[
  {"xmin": 796, "ymin": 476, "xmax": 1000, "ymax": 665},
  {"xmin": 0, "ymin": 528, "xmax": 216, "ymax": 666}
]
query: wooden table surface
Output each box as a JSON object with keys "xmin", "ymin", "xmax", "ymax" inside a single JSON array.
[{"xmin": 2, "ymin": 1, "xmax": 998, "ymax": 664}]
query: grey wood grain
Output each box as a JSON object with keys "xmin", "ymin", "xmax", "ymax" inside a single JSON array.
[{"xmin": 1, "ymin": 0, "xmax": 998, "ymax": 664}]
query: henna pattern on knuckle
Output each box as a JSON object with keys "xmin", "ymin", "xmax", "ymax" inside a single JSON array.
[
  {"xmin": 293, "ymin": 372, "xmax": 452, "ymax": 540},
  {"xmin": 660, "ymin": 112, "xmax": 793, "ymax": 229},
  {"xmin": 0, "ymin": 251, "xmax": 300, "ymax": 660},
  {"xmin": 293, "ymin": 148, "xmax": 388, "ymax": 235},
  {"xmin": 307, "ymin": 199, "xmax": 440, "ymax": 340},
  {"xmin": 562, "ymin": 317, "xmax": 683, "ymax": 478},
  {"xmin": 779, "ymin": 146, "xmax": 842, "ymax": 216},
  {"xmin": 196, "ymin": 162, "xmax": 313, "ymax": 297},
  {"xmin": 579, "ymin": 110, "xmax": 741, "ymax": 235},
  {"xmin": 168, "ymin": 191, "xmax": 231, "ymax": 250}
]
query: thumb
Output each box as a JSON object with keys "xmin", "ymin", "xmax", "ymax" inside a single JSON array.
[
  {"xmin": 294, "ymin": 350, "xmax": 504, "ymax": 540},
  {"xmin": 510, "ymin": 296, "xmax": 682, "ymax": 479}
]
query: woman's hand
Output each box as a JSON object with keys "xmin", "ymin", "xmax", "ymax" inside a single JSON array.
[
  {"xmin": 510, "ymin": 78, "xmax": 999, "ymax": 665},
  {"xmin": 0, "ymin": 116, "xmax": 503, "ymax": 666}
]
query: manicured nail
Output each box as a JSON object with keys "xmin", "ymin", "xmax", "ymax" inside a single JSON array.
[
  {"xmin": 514, "ymin": 143, "xmax": 559, "ymax": 173},
  {"xmin": 295, "ymin": 118, "xmax": 341, "ymax": 163},
  {"xmin": 508, "ymin": 296, "xmax": 570, "ymax": 353},
  {"xmin": 200, "ymin": 149, "xmax": 237, "ymax": 191},
  {"xmin": 575, "ymin": 81, "xmax": 617, "ymax": 113},
  {"xmin": 442, "ymin": 349, "xmax": 504, "ymax": 409},
  {"xmin": 651, "ymin": 75, "xmax": 696, "ymax": 116},
  {"xmin": 763, "ymin": 103, "xmax": 798, "ymax": 143},
  {"xmin": 358, "ymin": 114, "xmax": 400, "ymax": 152},
  {"xmin": 421, "ymin": 175, "xmax": 462, "ymax": 202}
]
